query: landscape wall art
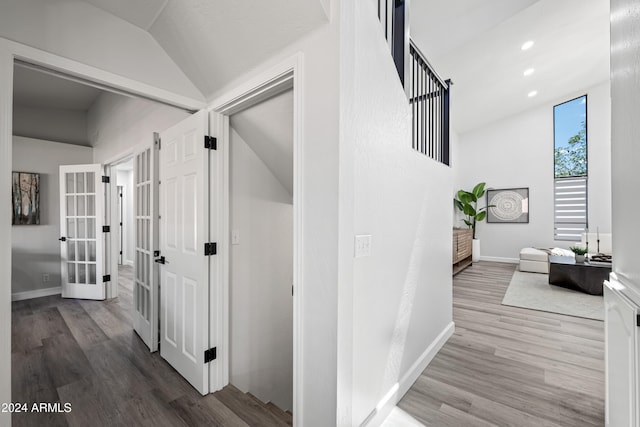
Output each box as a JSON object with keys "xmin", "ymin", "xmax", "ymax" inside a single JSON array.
[{"xmin": 12, "ymin": 172, "xmax": 40, "ymax": 225}]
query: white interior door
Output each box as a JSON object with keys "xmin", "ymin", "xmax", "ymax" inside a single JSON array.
[
  {"xmin": 159, "ymin": 110, "xmax": 211, "ymax": 394},
  {"xmin": 133, "ymin": 145, "xmax": 159, "ymax": 351},
  {"xmin": 59, "ymin": 164, "xmax": 105, "ymax": 300}
]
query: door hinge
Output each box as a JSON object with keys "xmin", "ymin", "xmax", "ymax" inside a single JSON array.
[
  {"xmin": 102, "ymin": 176, "xmax": 110, "ymax": 183},
  {"xmin": 102, "ymin": 225, "xmax": 111, "ymax": 233},
  {"xmin": 204, "ymin": 135, "xmax": 217, "ymax": 150},
  {"xmin": 204, "ymin": 347, "xmax": 217, "ymax": 363},
  {"xmin": 637, "ymin": 314, "xmax": 640, "ymax": 327},
  {"xmin": 154, "ymin": 132, "xmax": 161, "ymax": 150},
  {"xmin": 204, "ymin": 242, "xmax": 217, "ymax": 256},
  {"xmin": 103, "ymin": 274, "xmax": 111, "ymax": 283},
  {"xmin": 119, "ymin": 251, "xmax": 123, "ymax": 255}
]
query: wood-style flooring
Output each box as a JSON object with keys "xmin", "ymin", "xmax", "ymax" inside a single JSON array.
[
  {"xmin": 11, "ymin": 266, "xmax": 292, "ymax": 427},
  {"xmin": 398, "ymin": 261, "xmax": 605, "ymax": 427}
]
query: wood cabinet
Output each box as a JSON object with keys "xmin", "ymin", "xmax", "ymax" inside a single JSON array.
[{"xmin": 453, "ymin": 228, "xmax": 473, "ymax": 275}]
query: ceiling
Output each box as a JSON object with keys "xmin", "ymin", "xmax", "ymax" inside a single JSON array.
[
  {"xmin": 80, "ymin": 0, "xmax": 329, "ymax": 100},
  {"xmin": 230, "ymin": 89, "xmax": 293, "ymax": 195},
  {"xmin": 411, "ymin": 0, "xmax": 610, "ymax": 134},
  {"xmin": 82, "ymin": 0, "xmax": 168, "ymax": 30},
  {"xmin": 13, "ymin": 65, "xmax": 103, "ymax": 111}
]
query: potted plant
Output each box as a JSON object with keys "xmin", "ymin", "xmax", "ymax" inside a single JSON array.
[
  {"xmin": 570, "ymin": 246, "xmax": 588, "ymax": 263},
  {"xmin": 454, "ymin": 182, "xmax": 493, "ymax": 262}
]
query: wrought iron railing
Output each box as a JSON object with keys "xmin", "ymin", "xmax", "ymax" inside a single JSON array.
[
  {"xmin": 377, "ymin": 0, "xmax": 451, "ymax": 165},
  {"xmin": 409, "ymin": 42, "xmax": 450, "ymax": 165}
]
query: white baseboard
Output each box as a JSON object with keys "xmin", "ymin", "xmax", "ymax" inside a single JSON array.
[
  {"xmin": 479, "ymin": 256, "xmax": 519, "ymax": 264},
  {"xmin": 363, "ymin": 321, "xmax": 456, "ymax": 426},
  {"xmin": 12, "ymin": 286, "xmax": 61, "ymax": 301},
  {"xmin": 125, "ymin": 260, "xmax": 134, "ymax": 267}
]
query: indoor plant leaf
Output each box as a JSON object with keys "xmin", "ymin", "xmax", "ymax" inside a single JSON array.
[{"xmin": 472, "ymin": 182, "xmax": 486, "ymax": 199}]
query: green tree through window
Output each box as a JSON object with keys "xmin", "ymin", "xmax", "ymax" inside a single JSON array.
[
  {"xmin": 553, "ymin": 95, "xmax": 587, "ymax": 241},
  {"xmin": 554, "ymin": 119, "xmax": 586, "ymax": 177}
]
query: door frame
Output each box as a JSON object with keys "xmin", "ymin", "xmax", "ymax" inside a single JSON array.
[
  {"xmin": 0, "ymin": 38, "xmax": 205, "ymax": 413},
  {"xmin": 103, "ymin": 152, "xmax": 137, "ymax": 299},
  {"xmin": 209, "ymin": 54, "xmax": 303, "ymax": 421}
]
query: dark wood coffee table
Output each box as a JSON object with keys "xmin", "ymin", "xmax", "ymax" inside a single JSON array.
[{"xmin": 548, "ymin": 255, "xmax": 611, "ymax": 295}]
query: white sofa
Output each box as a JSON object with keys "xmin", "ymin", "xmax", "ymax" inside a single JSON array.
[
  {"xmin": 519, "ymin": 248, "xmax": 550, "ymax": 274},
  {"xmin": 518, "ymin": 232, "xmax": 612, "ymax": 274}
]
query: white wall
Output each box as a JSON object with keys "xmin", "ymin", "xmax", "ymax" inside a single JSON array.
[
  {"xmin": 211, "ymin": 5, "xmax": 341, "ymax": 425},
  {"xmin": 0, "ymin": 0, "xmax": 203, "ymax": 101},
  {"xmin": 12, "ymin": 136, "xmax": 93, "ymax": 294},
  {"xmin": 115, "ymin": 169, "xmax": 134, "ymax": 265},
  {"xmin": 610, "ymin": 0, "xmax": 640, "ymax": 298},
  {"xmin": 13, "ymin": 105, "xmax": 88, "ymax": 146},
  {"xmin": 339, "ymin": 2, "xmax": 454, "ymax": 425},
  {"xmin": 229, "ymin": 128, "xmax": 293, "ymax": 411},
  {"xmin": 455, "ymin": 81, "xmax": 611, "ymax": 261},
  {"xmin": 89, "ymin": 92, "xmax": 189, "ymax": 163}
]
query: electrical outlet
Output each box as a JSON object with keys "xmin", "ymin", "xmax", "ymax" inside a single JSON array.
[
  {"xmin": 231, "ymin": 230, "xmax": 240, "ymax": 245},
  {"xmin": 42, "ymin": 273, "xmax": 50, "ymax": 283},
  {"xmin": 354, "ymin": 235, "xmax": 372, "ymax": 258}
]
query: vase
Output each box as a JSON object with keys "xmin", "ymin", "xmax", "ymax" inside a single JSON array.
[
  {"xmin": 472, "ymin": 239, "xmax": 481, "ymax": 262},
  {"xmin": 575, "ymin": 254, "xmax": 585, "ymax": 263}
]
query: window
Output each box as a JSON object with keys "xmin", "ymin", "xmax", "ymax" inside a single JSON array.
[{"xmin": 553, "ymin": 95, "xmax": 587, "ymax": 241}]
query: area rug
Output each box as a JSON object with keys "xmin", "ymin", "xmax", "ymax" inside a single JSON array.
[{"xmin": 501, "ymin": 270, "xmax": 604, "ymax": 321}]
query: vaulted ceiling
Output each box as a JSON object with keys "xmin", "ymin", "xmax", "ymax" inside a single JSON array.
[
  {"xmin": 411, "ymin": 0, "xmax": 610, "ymax": 134},
  {"xmin": 81, "ymin": 0, "xmax": 329, "ymax": 100}
]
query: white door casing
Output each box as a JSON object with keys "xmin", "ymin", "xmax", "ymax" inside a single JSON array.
[
  {"xmin": 159, "ymin": 110, "xmax": 211, "ymax": 395},
  {"xmin": 133, "ymin": 145, "xmax": 159, "ymax": 352},
  {"xmin": 604, "ymin": 281, "xmax": 639, "ymax": 427},
  {"xmin": 59, "ymin": 164, "xmax": 105, "ymax": 300}
]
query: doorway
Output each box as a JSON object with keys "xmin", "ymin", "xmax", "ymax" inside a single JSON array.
[
  {"xmin": 227, "ymin": 89, "xmax": 294, "ymax": 411},
  {"xmin": 110, "ymin": 157, "xmax": 135, "ymax": 299}
]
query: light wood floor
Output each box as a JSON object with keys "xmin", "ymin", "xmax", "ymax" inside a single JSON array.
[
  {"xmin": 11, "ymin": 266, "xmax": 292, "ymax": 427},
  {"xmin": 398, "ymin": 261, "xmax": 605, "ymax": 427}
]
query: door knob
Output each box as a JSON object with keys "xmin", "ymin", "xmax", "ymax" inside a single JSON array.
[
  {"xmin": 59, "ymin": 237, "xmax": 67, "ymax": 242},
  {"xmin": 154, "ymin": 256, "xmax": 166, "ymax": 264}
]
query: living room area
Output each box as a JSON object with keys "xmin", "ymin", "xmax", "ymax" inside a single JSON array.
[{"xmin": 392, "ymin": 0, "xmax": 616, "ymax": 425}]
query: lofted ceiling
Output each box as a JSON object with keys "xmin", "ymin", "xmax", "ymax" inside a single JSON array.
[
  {"xmin": 230, "ymin": 90, "xmax": 293, "ymax": 195},
  {"xmin": 78, "ymin": 0, "xmax": 329, "ymax": 100},
  {"xmin": 13, "ymin": 66, "xmax": 103, "ymax": 111},
  {"xmin": 82, "ymin": 0, "xmax": 168, "ymax": 30},
  {"xmin": 411, "ymin": 0, "xmax": 539, "ymax": 61},
  {"xmin": 411, "ymin": 0, "xmax": 610, "ymax": 134}
]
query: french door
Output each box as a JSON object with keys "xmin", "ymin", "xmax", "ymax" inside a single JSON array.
[
  {"xmin": 132, "ymin": 145, "xmax": 160, "ymax": 351},
  {"xmin": 59, "ymin": 164, "xmax": 105, "ymax": 300}
]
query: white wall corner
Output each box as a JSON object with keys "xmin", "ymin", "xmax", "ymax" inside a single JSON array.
[{"xmin": 363, "ymin": 322, "xmax": 455, "ymax": 427}]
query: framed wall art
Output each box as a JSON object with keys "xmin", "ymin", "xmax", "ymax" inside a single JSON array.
[
  {"xmin": 486, "ymin": 188, "xmax": 529, "ymax": 224},
  {"xmin": 12, "ymin": 171, "xmax": 40, "ymax": 225}
]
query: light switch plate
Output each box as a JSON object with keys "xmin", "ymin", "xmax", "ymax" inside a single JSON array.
[
  {"xmin": 231, "ymin": 230, "xmax": 240, "ymax": 245},
  {"xmin": 354, "ymin": 235, "xmax": 372, "ymax": 258}
]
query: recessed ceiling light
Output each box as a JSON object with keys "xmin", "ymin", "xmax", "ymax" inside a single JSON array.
[
  {"xmin": 521, "ymin": 40, "xmax": 535, "ymax": 51},
  {"xmin": 528, "ymin": 90, "xmax": 538, "ymax": 97},
  {"xmin": 523, "ymin": 68, "xmax": 535, "ymax": 76}
]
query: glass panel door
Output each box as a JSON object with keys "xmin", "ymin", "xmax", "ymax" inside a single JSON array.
[{"xmin": 60, "ymin": 164, "xmax": 104, "ymax": 300}]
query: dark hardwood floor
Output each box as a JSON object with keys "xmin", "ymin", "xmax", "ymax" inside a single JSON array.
[
  {"xmin": 11, "ymin": 266, "xmax": 291, "ymax": 427},
  {"xmin": 398, "ymin": 262, "xmax": 605, "ymax": 427}
]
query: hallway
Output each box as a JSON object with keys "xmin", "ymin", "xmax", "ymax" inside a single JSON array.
[{"xmin": 11, "ymin": 266, "xmax": 292, "ymax": 427}]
